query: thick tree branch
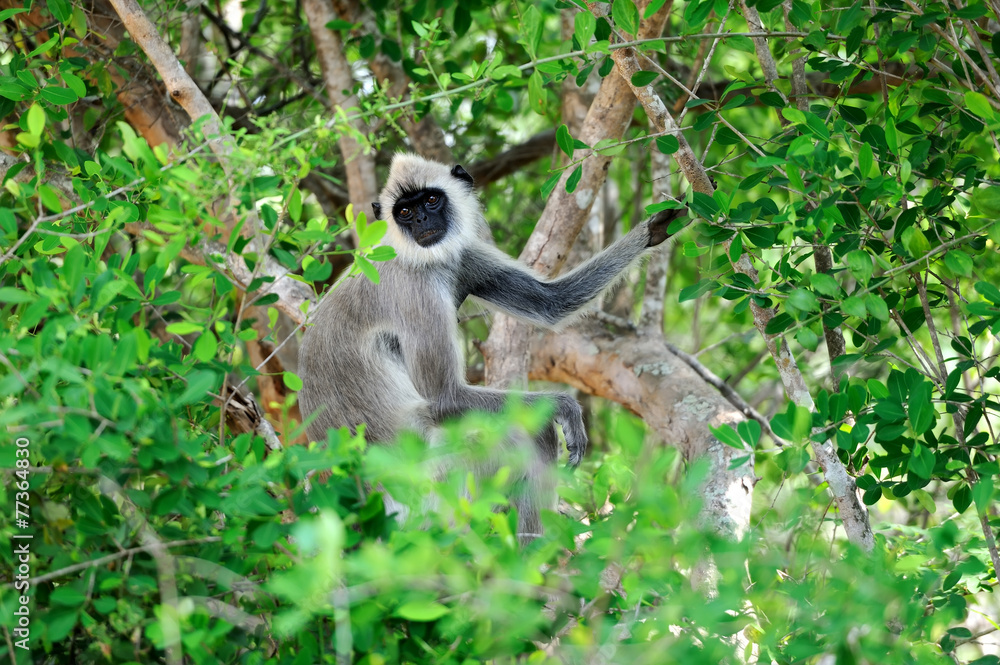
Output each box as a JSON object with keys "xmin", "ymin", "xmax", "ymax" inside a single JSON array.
[
  {"xmin": 107, "ymin": 0, "xmax": 228, "ymax": 158},
  {"xmin": 482, "ymin": 1, "xmax": 671, "ymax": 389},
  {"xmin": 529, "ymin": 322, "xmax": 755, "ymax": 540},
  {"xmin": 302, "ymin": 0, "xmax": 378, "ymax": 207}
]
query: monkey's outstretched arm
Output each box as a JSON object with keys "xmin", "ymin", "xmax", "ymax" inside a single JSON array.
[{"xmin": 460, "ymin": 209, "xmax": 684, "ymax": 328}]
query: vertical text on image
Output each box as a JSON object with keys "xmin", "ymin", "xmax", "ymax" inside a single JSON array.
[{"xmin": 11, "ymin": 436, "xmax": 33, "ymax": 651}]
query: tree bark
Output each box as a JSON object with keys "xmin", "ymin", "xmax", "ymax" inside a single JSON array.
[
  {"xmin": 302, "ymin": 0, "xmax": 378, "ymax": 208},
  {"xmin": 529, "ymin": 321, "xmax": 755, "ymax": 539},
  {"xmin": 482, "ymin": 2, "xmax": 671, "ymax": 389}
]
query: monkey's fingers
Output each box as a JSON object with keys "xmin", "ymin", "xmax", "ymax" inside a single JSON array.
[
  {"xmin": 563, "ymin": 427, "xmax": 587, "ymax": 468},
  {"xmin": 646, "ymin": 208, "xmax": 688, "ymax": 247}
]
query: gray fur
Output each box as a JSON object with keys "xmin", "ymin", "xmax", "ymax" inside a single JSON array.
[{"xmin": 299, "ymin": 154, "xmax": 669, "ymax": 538}]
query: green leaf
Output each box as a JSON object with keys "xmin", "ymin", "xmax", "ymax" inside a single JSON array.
[
  {"xmin": 49, "ymin": 586, "xmax": 87, "ymax": 606},
  {"xmin": 521, "ymin": 6, "xmax": 543, "ymax": 59},
  {"xmin": 556, "ymin": 124, "xmax": 574, "ymax": 157},
  {"xmin": 284, "ymin": 371, "xmax": 303, "ymax": 391},
  {"xmin": 678, "ymin": 279, "xmax": 717, "ymax": 302},
  {"xmin": 952, "ymin": 484, "xmax": 973, "ymax": 514},
  {"xmin": 354, "ymin": 255, "xmax": 380, "ymax": 284},
  {"xmin": 47, "ymin": 0, "xmax": 71, "ymax": 23},
  {"xmin": 909, "ymin": 443, "xmax": 935, "ymax": 479},
  {"xmin": 656, "ymin": 135, "xmax": 679, "ymax": 154},
  {"xmin": 176, "ymin": 370, "xmax": 218, "ymax": 407},
  {"xmin": 973, "ymin": 478, "xmax": 994, "ymax": 514},
  {"xmin": 593, "ymin": 138, "xmax": 626, "ymax": 156},
  {"xmin": 743, "ymin": 226, "xmax": 776, "ymax": 248},
  {"xmin": 540, "ymin": 171, "xmax": 561, "ymax": 199},
  {"xmin": 975, "ymin": 281, "xmax": 1000, "ymax": 304},
  {"xmin": 943, "ymin": 250, "xmax": 973, "ymax": 277},
  {"xmin": 736, "ymin": 420, "xmax": 761, "ymax": 448},
  {"xmin": 796, "ymin": 326, "xmax": 820, "ymax": 351},
  {"xmin": 842, "ymin": 295, "xmax": 866, "ymax": 318},
  {"xmin": 873, "ymin": 400, "xmax": 906, "ymax": 421},
  {"xmin": 865, "ymin": 292, "xmax": 889, "ymax": 322},
  {"xmin": 787, "ymin": 288, "xmax": 819, "ymax": 314},
  {"xmin": 528, "ymin": 71, "xmax": 546, "ymax": 115},
  {"xmin": 811, "ymin": 272, "xmax": 841, "ymax": 297},
  {"xmin": 630, "ymin": 71, "xmax": 657, "ymax": 87},
  {"xmin": 612, "ymin": 0, "xmax": 640, "ymax": 36},
  {"xmin": 900, "ymin": 226, "xmax": 931, "ymax": 258},
  {"xmin": 683, "ymin": 0, "xmax": 713, "ymax": 27},
  {"xmin": 288, "ymin": 187, "xmax": 303, "ymax": 222},
  {"xmin": 165, "ymin": 322, "xmax": 203, "ymax": 335},
  {"xmin": 358, "ymin": 219, "xmax": 387, "ymax": 248},
  {"xmin": 39, "ymin": 86, "xmax": 79, "ymax": 105},
  {"xmin": 193, "ymin": 331, "xmax": 218, "ymax": 363},
  {"xmin": 644, "ymin": 0, "xmax": 668, "ymax": 18},
  {"xmin": 61, "ymin": 71, "xmax": 87, "ymax": 98},
  {"xmin": 565, "ymin": 165, "xmax": 582, "ymax": 193},
  {"xmin": 971, "ymin": 186, "xmax": 1000, "ymax": 217},
  {"xmin": 395, "ymin": 601, "xmax": 449, "ymax": 622},
  {"xmin": 0, "ymin": 8, "xmax": 28, "ymax": 21},
  {"xmin": 728, "ymin": 233, "xmax": 743, "ymax": 262},
  {"xmin": 764, "ymin": 312, "xmax": 794, "ymax": 335},
  {"xmin": 907, "ymin": 381, "xmax": 934, "ymax": 434},
  {"xmin": 574, "ymin": 11, "xmax": 596, "ymax": 46},
  {"xmin": 738, "ymin": 169, "xmax": 770, "ymax": 190},
  {"xmin": 858, "ymin": 141, "xmax": 875, "ymax": 178},
  {"xmin": 845, "ymin": 250, "xmax": 872, "ymax": 285},
  {"xmin": 689, "ymin": 192, "xmax": 719, "ymax": 220},
  {"xmin": 867, "ymin": 379, "xmax": 889, "ymax": 399},
  {"xmin": 709, "ymin": 423, "xmax": 746, "ymax": 449},
  {"xmin": 965, "ymin": 91, "xmax": 995, "ymax": 120},
  {"xmin": 838, "ymin": 104, "xmax": 867, "ymax": 124},
  {"xmin": 770, "ymin": 403, "xmax": 811, "ymax": 442},
  {"xmin": 26, "ymin": 103, "xmax": 45, "ymax": 136},
  {"xmin": 0, "ymin": 287, "xmax": 36, "ymax": 304}
]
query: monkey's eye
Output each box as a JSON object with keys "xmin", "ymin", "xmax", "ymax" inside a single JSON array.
[
  {"xmin": 398, "ymin": 207, "xmax": 412, "ymax": 219},
  {"xmin": 426, "ymin": 194, "xmax": 438, "ymax": 205}
]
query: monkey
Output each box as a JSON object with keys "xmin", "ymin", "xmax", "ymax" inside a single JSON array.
[{"xmin": 298, "ymin": 153, "xmax": 683, "ymax": 538}]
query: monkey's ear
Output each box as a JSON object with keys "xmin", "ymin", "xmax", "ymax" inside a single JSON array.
[
  {"xmin": 450, "ymin": 164, "xmax": 475, "ymax": 189},
  {"xmin": 371, "ymin": 202, "xmax": 383, "ymax": 220}
]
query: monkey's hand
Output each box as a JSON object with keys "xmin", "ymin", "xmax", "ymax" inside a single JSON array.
[
  {"xmin": 555, "ymin": 394, "xmax": 587, "ymax": 467},
  {"xmin": 645, "ymin": 208, "xmax": 687, "ymax": 247}
]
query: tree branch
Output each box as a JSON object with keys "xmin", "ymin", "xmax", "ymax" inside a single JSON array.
[
  {"xmin": 302, "ymin": 0, "xmax": 378, "ymax": 207},
  {"xmin": 482, "ymin": 1, "xmax": 671, "ymax": 389},
  {"xmin": 529, "ymin": 321, "xmax": 755, "ymax": 540}
]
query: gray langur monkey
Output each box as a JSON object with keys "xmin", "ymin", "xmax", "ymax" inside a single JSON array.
[{"xmin": 299, "ymin": 153, "xmax": 682, "ymax": 537}]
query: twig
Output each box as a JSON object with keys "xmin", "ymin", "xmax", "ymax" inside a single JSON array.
[
  {"xmin": 16, "ymin": 538, "xmax": 221, "ymax": 587},
  {"xmin": 665, "ymin": 341, "xmax": 787, "ymax": 447},
  {"xmin": 98, "ymin": 476, "xmax": 182, "ymax": 665}
]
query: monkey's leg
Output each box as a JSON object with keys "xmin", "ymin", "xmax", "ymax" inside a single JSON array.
[
  {"xmin": 435, "ymin": 387, "xmax": 585, "ymax": 540},
  {"xmin": 435, "ymin": 386, "xmax": 586, "ymax": 465},
  {"xmin": 505, "ymin": 421, "xmax": 559, "ymax": 542}
]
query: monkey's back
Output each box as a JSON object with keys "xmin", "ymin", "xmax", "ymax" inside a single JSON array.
[{"xmin": 299, "ymin": 260, "xmax": 464, "ymax": 444}]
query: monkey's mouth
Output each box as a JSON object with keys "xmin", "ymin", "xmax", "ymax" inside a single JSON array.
[{"xmin": 415, "ymin": 229, "xmax": 444, "ymax": 246}]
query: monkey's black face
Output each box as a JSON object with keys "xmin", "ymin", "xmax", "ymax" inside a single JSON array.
[{"xmin": 390, "ymin": 188, "xmax": 450, "ymax": 247}]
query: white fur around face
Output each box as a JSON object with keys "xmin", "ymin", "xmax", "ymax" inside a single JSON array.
[{"xmin": 378, "ymin": 153, "xmax": 484, "ymax": 268}]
